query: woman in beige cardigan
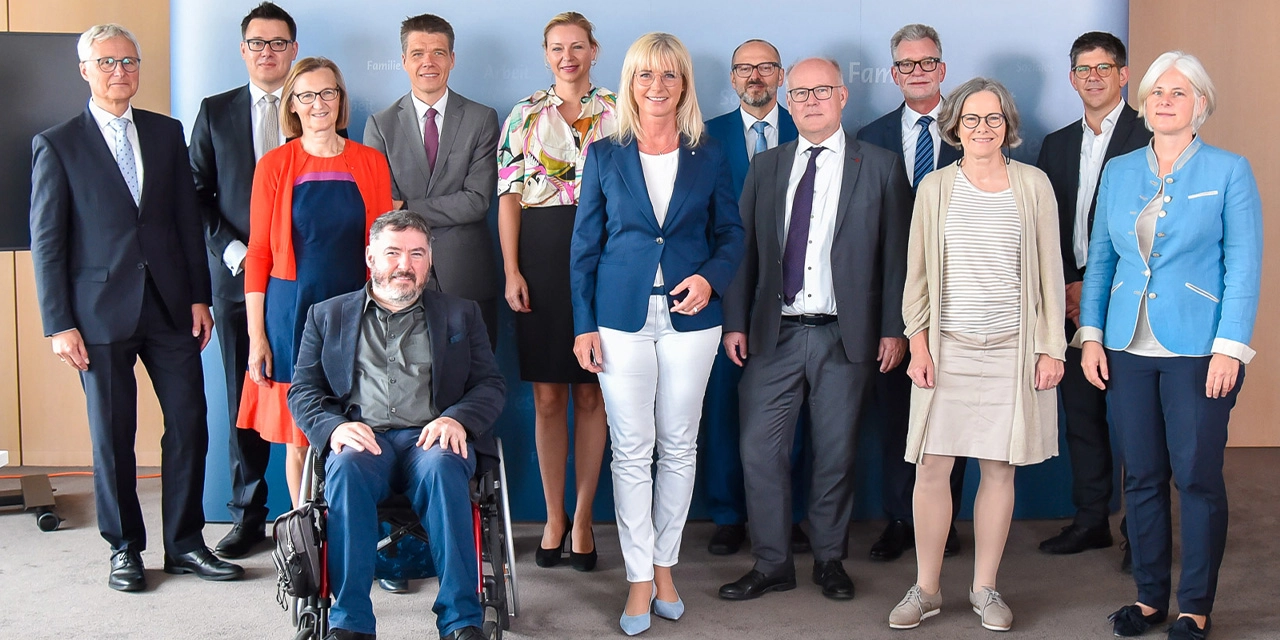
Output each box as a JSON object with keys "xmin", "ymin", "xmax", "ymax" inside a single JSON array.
[{"xmin": 888, "ymin": 77, "xmax": 1066, "ymax": 633}]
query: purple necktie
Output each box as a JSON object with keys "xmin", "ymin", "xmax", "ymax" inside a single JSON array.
[
  {"xmin": 423, "ymin": 107, "xmax": 439, "ymax": 173},
  {"xmin": 782, "ymin": 146, "xmax": 824, "ymax": 305}
]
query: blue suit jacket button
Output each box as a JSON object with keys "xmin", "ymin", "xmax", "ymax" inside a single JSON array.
[{"xmin": 656, "ymin": 237, "xmax": 664, "ymax": 244}]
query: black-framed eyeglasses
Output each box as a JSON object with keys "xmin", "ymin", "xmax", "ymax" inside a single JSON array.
[
  {"xmin": 787, "ymin": 85, "xmax": 837, "ymax": 102},
  {"xmin": 634, "ymin": 71, "xmax": 681, "ymax": 87},
  {"xmin": 245, "ymin": 38, "xmax": 294, "ymax": 52},
  {"xmin": 84, "ymin": 56, "xmax": 140, "ymax": 73},
  {"xmin": 893, "ymin": 57, "xmax": 941, "ymax": 74},
  {"xmin": 1072, "ymin": 63, "xmax": 1117, "ymax": 79},
  {"xmin": 293, "ymin": 88, "xmax": 341, "ymax": 104},
  {"xmin": 960, "ymin": 113, "xmax": 1006, "ymax": 129},
  {"xmin": 732, "ymin": 62, "xmax": 781, "ymax": 78}
]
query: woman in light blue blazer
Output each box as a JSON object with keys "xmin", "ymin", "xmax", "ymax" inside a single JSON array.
[
  {"xmin": 1079, "ymin": 51, "xmax": 1261, "ymax": 640},
  {"xmin": 569, "ymin": 32, "xmax": 743, "ymax": 636}
]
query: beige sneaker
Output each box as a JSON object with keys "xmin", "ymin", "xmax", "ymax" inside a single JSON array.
[
  {"xmin": 970, "ymin": 587, "xmax": 1012, "ymax": 631},
  {"xmin": 889, "ymin": 584, "xmax": 942, "ymax": 630}
]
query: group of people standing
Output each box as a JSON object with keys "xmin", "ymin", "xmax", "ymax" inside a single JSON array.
[{"xmin": 27, "ymin": 3, "xmax": 1260, "ymax": 640}]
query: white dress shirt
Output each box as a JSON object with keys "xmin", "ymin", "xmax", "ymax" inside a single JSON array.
[
  {"xmin": 88, "ymin": 99, "xmax": 144, "ymax": 194},
  {"xmin": 900, "ymin": 102, "xmax": 942, "ymax": 186},
  {"xmin": 782, "ymin": 127, "xmax": 845, "ymax": 316},
  {"xmin": 224, "ymin": 83, "xmax": 287, "ymax": 276},
  {"xmin": 1074, "ymin": 99, "xmax": 1125, "ymax": 269},
  {"xmin": 412, "ymin": 90, "xmax": 450, "ymax": 145},
  {"xmin": 739, "ymin": 102, "xmax": 781, "ymax": 160},
  {"xmin": 640, "ymin": 149, "xmax": 680, "ymax": 287}
]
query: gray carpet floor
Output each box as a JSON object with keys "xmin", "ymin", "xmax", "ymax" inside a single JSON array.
[{"xmin": 2, "ymin": 448, "xmax": 1277, "ymax": 639}]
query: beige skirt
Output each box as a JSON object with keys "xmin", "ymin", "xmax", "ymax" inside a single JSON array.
[{"xmin": 922, "ymin": 330, "xmax": 1019, "ymax": 461}]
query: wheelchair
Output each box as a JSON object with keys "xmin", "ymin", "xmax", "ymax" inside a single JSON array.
[{"xmin": 286, "ymin": 437, "xmax": 518, "ymax": 640}]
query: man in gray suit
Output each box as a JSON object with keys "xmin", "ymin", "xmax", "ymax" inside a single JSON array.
[
  {"xmin": 718, "ymin": 58, "xmax": 911, "ymax": 603},
  {"xmin": 364, "ymin": 13, "xmax": 500, "ymax": 348}
]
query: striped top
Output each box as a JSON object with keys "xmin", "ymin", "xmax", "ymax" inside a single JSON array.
[{"xmin": 940, "ymin": 169, "xmax": 1022, "ymax": 333}]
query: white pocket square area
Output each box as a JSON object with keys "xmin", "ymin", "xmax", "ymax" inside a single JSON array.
[{"xmin": 1187, "ymin": 190, "xmax": 1220, "ymax": 199}]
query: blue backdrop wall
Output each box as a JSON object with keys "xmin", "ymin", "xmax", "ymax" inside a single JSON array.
[{"xmin": 174, "ymin": 0, "xmax": 1129, "ymax": 524}]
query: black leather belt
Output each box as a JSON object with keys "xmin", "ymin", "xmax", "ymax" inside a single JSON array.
[{"xmin": 782, "ymin": 314, "xmax": 837, "ymax": 326}]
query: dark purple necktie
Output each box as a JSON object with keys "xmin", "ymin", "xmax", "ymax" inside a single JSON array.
[
  {"xmin": 423, "ymin": 107, "xmax": 439, "ymax": 173},
  {"xmin": 782, "ymin": 146, "xmax": 824, "ymax": 305}
]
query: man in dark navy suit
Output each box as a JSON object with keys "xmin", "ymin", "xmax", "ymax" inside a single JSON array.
[
  {"xmin": 189, "ymin": 1, "xmax": 299, "ymax": 560},
  {"xmin": 30, "ymin": 24, "xmax": 243, "ymax": 592},
  {"xmin": 1035, "ymin": 31, "xmax": 1150, "ymax": 569},
  {"xmin": 855, "ymin": 23, "xmax": 967, "ymax": 563},
  {"xmin": 701, "ymin": 38, "xmax": 807, "ymax": 557}
]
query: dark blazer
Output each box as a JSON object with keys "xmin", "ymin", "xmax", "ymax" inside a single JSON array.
[
  {"xmin": 30, "ymin": 107, "xmax": 211, "ymax": 344},
  {"xmin": 1036, "ymin": 102, "xmax": 1150, "ymax": 284},
  {"xmin": 189, "ymin": 85, "xmax": 254, "ymax": 302},
  {"xmin": 570, "ymin": 136, "xmax": 744, "ymax": 335},
  {"xmin": 724, "ymin": 132, "xmax": 912, "ymax": 364},
  {"xmin": 856, "ymin": 102, "xmax": 963, "ymax": 176},
  {"xmin": 287, "ymin": 288, "xmax": 506, "ymax": 460},
  {"xmin": 704, "ymin": 106, "xmax": 798, "ymax": 195},
  {"xmin": 364, "ymin": 92, "xmax": 501, "ymax": 302}
]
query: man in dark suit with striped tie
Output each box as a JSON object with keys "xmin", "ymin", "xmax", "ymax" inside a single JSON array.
[{"xmin": 855, "ymin": 23, "xmax": 967, "ymax": 563}]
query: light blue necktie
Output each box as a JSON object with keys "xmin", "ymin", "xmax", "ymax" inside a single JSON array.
[
  {"xmin": 913, "ymin": 115, "xmax": 935, "ymax": 192},
  {"xmin": 109, "ymin": 118, "xmax": 140, "ymax": 205},
  {"xmin": 751, "ymin": 120, "xmax": 769, "ymax": 157}
]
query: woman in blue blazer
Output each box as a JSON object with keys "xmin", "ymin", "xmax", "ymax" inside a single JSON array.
[
  {"xmin": 569, "ymin": 32, "xmax": 743, "ymax": 636},
  {"xmin": 1079, "ymin": 52, "xmax": 1261, "ymax": 640}
]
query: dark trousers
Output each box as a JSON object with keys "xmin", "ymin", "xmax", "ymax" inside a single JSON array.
[
  {"xmin": 878, "ymin": 356, "xmax": 967, "ymax": 523},
  {"xmin": 80, "ymin": 282, "xmax": 208, "ymax": 555},
  {"xmin": 212, "ymin": 296, "xmax": 271, "ymax": 530},
  {"xmin": 1060, "ymin": 343, "xmax": 1114, "ymax": 529},
  {"xmin": 740, "ymin": 321, "xmax": 874, "ymax": 575},
  {"xmin": 702, "ymin": 348, "xmax": 809, "ymax": 526},
  {"xmin": 1108, "ymin": 351, "xmax": 1240, "ymax": 615},
  {"xmin": 325, "ymin": 429, "xmax": 480, "ymax": 636}
]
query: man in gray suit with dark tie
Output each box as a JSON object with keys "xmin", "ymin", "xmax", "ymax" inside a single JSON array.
[
  {"xmin": 364, "ymin": 13, "xmax": 500, "ymax": 348},
  {"xmin": 718, "ymin": 58, "xmax": 911, "ymax": 603}
]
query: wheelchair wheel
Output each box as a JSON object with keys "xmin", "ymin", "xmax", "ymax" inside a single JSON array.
[
  {"xmin": 495, "ymin": 440, "xmax": 519, "ymax": 620},
  {"xmin": 483, "ymin": 604, "xmax": 503, "ymax": 639}
]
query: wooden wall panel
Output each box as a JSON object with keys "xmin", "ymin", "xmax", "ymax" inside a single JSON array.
[
  {"xmin": 14, "ymin": 252, "xmax": 163, "ymax": 466},
  {"xmin": 1131, "ymin": 1, "xmax": 1280, "ymax": 446},
  {"xmin": 0, "ymin": 252, "xmax": 19, "ymax": 464},
  {"xmin": 8, "ymin": 0, "xmax": 170, "ymax": 114},
  {"xmin": 1, "ymin": 2, "xmax": 9, "ymax": 31}
]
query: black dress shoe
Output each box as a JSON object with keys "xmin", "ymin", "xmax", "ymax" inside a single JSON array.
[
  {"xmin": 163, "ymin": 546, "xmax": 245, "ymax": 581},
  {"xmin": 812, "ymin": 560, "xmax": 854, "ymax": 600},
  {"xmin": 790, "ymin": 523, "xmax": 811, "ymax": 554},
  {"xmin": 325, "ymin": 629, "xmax": 376, "ymax": 640},
  {"xmin": 108, "ymin": 549, "xmax": 146, "ymax": 592},
  {"xmin": 441, "ymin": 626, "xmax": 486, "ymax": 640},
  {"xmin": 378, "ymin": 578, "xmax": 409, "ymax": 593},
  {"xmin": 1039, "ymin": 523, "xmax": 1114, "ymax": 554},
  {"xmin": 214, "ymin": 524, "xmax": 266, "ymax": 559},
  {"xmin": 1109, "ymin": 604, "xmax": 1168, "ymax": 637},
  {"xmin": 1167, "ymin": 616, "xmax": 1210, "ymax": 640},
  {"xmin": 570, "ymin": 527, "xmax": 597, "ymax": 572},
  {"xmin": 944, "ymin": 525, "xmax": 961, "ymax": 557},
  {"xmin": 718, "ymin": 569, "xmax": 796, "ymax": 600},
  {"xmin": 870, "ymin": 519, "xmax": 914, "ymax": 561},
  {"xmin": 534, "ymin": 520, "xmax": 570, "ymax": 568},
  {"xmin": 708, "ymin": 523, "xmax": 747, "ymax": 555}
]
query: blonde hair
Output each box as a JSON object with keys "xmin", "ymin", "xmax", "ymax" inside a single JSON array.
[
  {"xmin": 543, "ymin": 11, "xmax": 597, "ymax": 48},
  {"xmin": 280, "ymin": 57, "xmax": 350, "ymax": 139},
  {"xmin": 1136, "ymin": 51, "xmax": 1216, "ymax": 131},
  {"xmin": 613, "ymin": 32, "xmax": 704, "ymax": 146}
]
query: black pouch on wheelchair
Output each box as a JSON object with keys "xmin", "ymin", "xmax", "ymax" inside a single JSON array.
[{"xmin": 271, "ymin": 502, "xmax": 323, "ymax": 607}]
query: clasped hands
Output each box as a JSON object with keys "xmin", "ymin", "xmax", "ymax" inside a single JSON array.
[{"xmin": 330, "ymin": 416, "xmax": 470, "ymax": 458}]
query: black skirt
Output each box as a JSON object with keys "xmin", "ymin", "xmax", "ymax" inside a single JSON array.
[{"xmin": 515, "ymin": 204, "xmax": 598, "ymax": 384}]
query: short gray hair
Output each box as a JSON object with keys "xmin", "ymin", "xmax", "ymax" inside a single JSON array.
[
  {"xmin": 938, "ymin": 77, "xmax": 1023, "ymax": 149},
  {"xmin": 369, "ymin": 210, "xmax": 433, "ymax": 244},
  {"xmin": 890, "ymin": 24, "xmax": 942, "ymax": 60},
  {"xmin": 77, "ymin": 24, "xmax": 141, "ymax": 63},
  {"xmin": 1136, "ymin": 51, "xmax": 1216, "ymax": 132}
]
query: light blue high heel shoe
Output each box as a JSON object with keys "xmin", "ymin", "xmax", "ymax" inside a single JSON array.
[
  {"xmin": 619, "ymin": 603, "xmax": 652, "ymax": 636},
  {"xmin": 653, "ymin": 593, "xmax": 685, "ymax": 621}
]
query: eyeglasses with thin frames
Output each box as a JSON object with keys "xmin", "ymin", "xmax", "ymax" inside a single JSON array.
[
  {"xmin": 732, "ymin": 62, "xmax": 781, "ymax": 78},
  {"xmin": 787, "ymin": 85, "xmax": 837, "ymax": 102},
  {"xmin": 634, "ymin": 71, "xmax": 681, "ymax": 87},
  {"xmin": 293, "ymin": 88, "xmax": 342, "ymax": 104},
  {"xmin": 84, "ymin": 56, "xmax": 140, "ymax": 73},
  {"xmin": 893, "ymin": 57, "xmax": 941, "ymax": 74},
  {"xmin": 1072, "ymin": 63, "xmax": 1117, "ymax": 79},
  {"xmin": 245, "ymin": 38, "xmax": 294, "ymax": 52},
  {"xmin": 960, "ymin": 113, "xmax": 1006, "ymax": 129}
]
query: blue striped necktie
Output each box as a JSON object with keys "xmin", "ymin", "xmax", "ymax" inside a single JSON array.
[
  {"xmin": 751, "ymin": 120, "xmax": 769, "ymax": 157},
  {"xmin": 913, "ymin": 115, "xmax": 935, "ymax": 191},
  {"xmin": 109, "ymin": 118, "xmax": 140, "ymax": 205}
]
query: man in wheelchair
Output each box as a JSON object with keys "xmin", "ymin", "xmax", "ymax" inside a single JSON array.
[{"xmin": 288, "ymin": 210, "xmax": 506, "ymax": 640}]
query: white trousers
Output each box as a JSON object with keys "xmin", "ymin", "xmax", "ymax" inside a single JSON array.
[{"xmin": 597, "ymin": 295, "xmax": 721, "ymax": 582}]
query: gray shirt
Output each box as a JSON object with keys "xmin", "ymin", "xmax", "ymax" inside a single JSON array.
[{"xmin": 349, "ymin": 285, "xmax": 437, "ymax": 431}]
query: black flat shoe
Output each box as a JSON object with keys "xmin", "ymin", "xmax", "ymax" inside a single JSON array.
[
  {"xmin": 1109, "ymin": 604, "xmax": 1168, "ymax": 637},
  {"xmin": 378, "ymin": 578, "xmax": 409, "ymax": 593},
  {"xmin": 790, "ymin": 523, "xmax": 811, "ymax": 554},
  {"xmin": 870, "ymin": 519, "xmax": 914, "ymax": 561},
  {"xmin": 535, "ymin": 519, "xmax": 570, "ymax": 568},
  {"xmin": 944, "ymin": 525, "xmax": 961, "ymax": 557},
  {"xmin": 163, "ymin": 546, "xmax": 245, "ymax": 581},
  {"xmin": 708, "ymin": 523, "xmax": 747, "ymax": 555},
  {"xmin": 1167, "ymin": 616, "xmax": 1210, "ymax": 640},
  {"xmin": 1039, "ymin": 523, "xmax": 1114, "ymax": 554},
  {"xmin": 570, "ymin": 526, "xmax": 597, "ymax": 572},
  {"xmin": 441, "ymin": 626, "xmax": 486, "ymax": 640},
  {"xmin": 108, "ymin": 549, "xmax": 146, "ymax": 592},
  {"xmin": 812, "ymin": 560, "xmax": 855, "ymax": 600},
  {"xmin": 214, "ymin": 524, "xmax": 267, "ymax": 559},
  {"xmin": 718, "ymin": 569, "xmax": 796, "ymax": 601},
  {"xmin": 325, "ymin": 629, "xmax": 376, "ymax": 640}
]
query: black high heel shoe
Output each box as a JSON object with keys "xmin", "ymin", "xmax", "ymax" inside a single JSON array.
[
  {"xmin": 570, "ymin": 525, "xmax": 597, "ymax": 572},
  {"xmin": 535, "ymin": 520, "xmax": 570, "ymax": 568}
]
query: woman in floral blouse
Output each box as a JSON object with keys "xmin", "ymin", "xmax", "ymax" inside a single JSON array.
[{"xmin": 497, "ymin": 11, "xmax": 616, "ymax": 572}]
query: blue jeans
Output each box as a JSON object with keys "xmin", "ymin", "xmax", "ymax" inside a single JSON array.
[{"xmin": 324, "ymin": 428, "xmax": 479, "ymax": 635}]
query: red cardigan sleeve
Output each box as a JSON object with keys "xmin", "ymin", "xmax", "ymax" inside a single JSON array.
[{"xmin": 244, "ymin": 147, "xmax": 284, "ymax": 295}]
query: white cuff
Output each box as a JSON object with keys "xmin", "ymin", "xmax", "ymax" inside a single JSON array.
[
  {"xmin": 1212, "ymin": 337, "xmax": 1256, "ymax": 365},
  {"xmin": 1073, "ymin": 326, "xmax": 1104, "ymax": 348},
  {"xmin": 223, "ymin": 240, "xmax": 248, "ymax": 276}
]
